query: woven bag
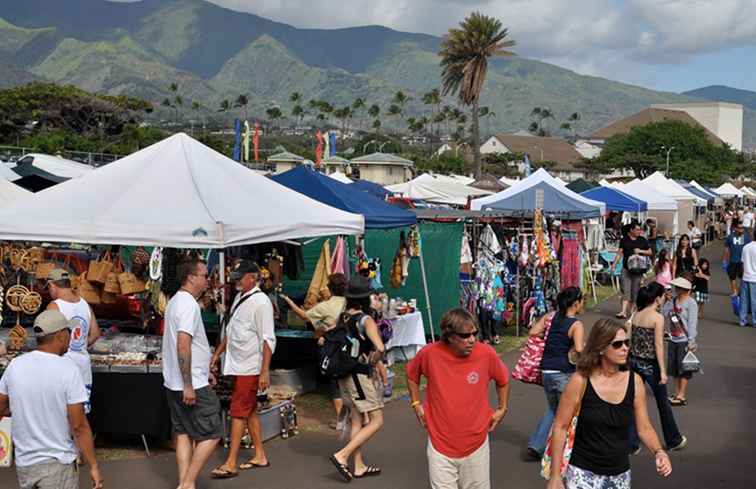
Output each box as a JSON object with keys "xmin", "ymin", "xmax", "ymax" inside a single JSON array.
[
  {"xmin": 78, "ymin": 272, "xmax": 102, "ymax": 304},
  {"xmin": 35, "ymin": 261, "xmax": 57, "ymax": 280},
  {"xmin": 88, "ymin": 251, "xmax": 114, "ymax": 284},
  {"xmin": 101, "ymin": 290, "xmax": 118, "ymax": 304},
  {"xmin": 118, "ymin": 271, "xmax": 147, "ymax": 295},
  {"xmin": 104, "ymin": 259, "xmax": 123, "ymax": 294}
]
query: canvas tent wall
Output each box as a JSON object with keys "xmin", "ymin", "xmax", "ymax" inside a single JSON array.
[
  {"xmin": 614, "ymin": 181, "xmax": 679, "ymax": 235},
  {"xmin": 0, "ymin": 133, "xmax": 364, "ymax": 247},
  {"xmin": 641, "ymin": 172, "xmax": 700, "ymax": 230},
  {"xmin": 0, "ymin": 178, "xmax": 31, "ymax": 206},
  {"xmin": 472, "ymin": 168, "xmax": 605, "ymax": 218},
  {"xmin": 581, "ymin": 186, "xmax": 647, "ymax": 213},
  {"xmin": 387, "ymin": 173, "xmax": 492, "ymax": 206},
  {"xmin": 715, "ymin": 182, "xmax": 744, "ymax": 198}
]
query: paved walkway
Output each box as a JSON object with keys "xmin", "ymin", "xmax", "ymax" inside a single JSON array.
[{"xmin": 2, "ymin": 243, "xmax": 754, "ymax": 488}]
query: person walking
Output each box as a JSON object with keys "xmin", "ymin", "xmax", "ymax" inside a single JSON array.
[
  {"xmin": 162, "ymin": 258, "xmax": 222, "ymax": 489},
  {"xmin": 672, "ymin": 234, "xmax": 698, "ymax": 278},
  {"xmin": 613, "ymin": 222, "xmax": 652, "ymax": 319},
  {"xmin": 686, "ymin": 220, "xmax": 703, "ymax": 250},
  {"xmin": 654, "ymin": 249, "xmax": 673, "ymax": 288},
  {"xmin": 209, "ymin": 260, "xmax": 277, "ymax": 479},
  {"xmin": 693, "ymin": 259, "xmax": 711, "ymax": 319},
  {"xmin": 628, "ymin": 283, "xmax": 687, "ymax": 453},
  {"xmin": 282, "ymin": 273, "xmax": 347, "ymax": 428},
  {"xmin": 662, "ymin": 277, "xmax": 698, "ymax": 407},
  {"xmin": 645, "ymin": 219, "xmax": 659, "ymax": 259},
  {"xmin": 738, "ymin": 232, "xmax": 756, "ymax": 327},
  {"xmin": 46, "ymin": 268, "xmax": 101, "ymax": 414},
  {"xmin": 527, "ymin": 287, "xmax": 585, "ymax": 458},
  {"xmin": 545, "ymin": 319, "xmax": 672, "ymax": 489},
  {"xmin": 407, "ymin": 308, "xmax": 510, "ymax": 489},
  {"xmin": 329, "ymin": 275, "xmax": 387, "ymax": 482},
  {"xmin": 723, "ymin": 219, "xmax": 750, "ymax": 297},
  {"xmin": 742, "ymin": 207, "xmax": 754, "ymax": 238},
  {"xmin": 0, "ymin": 310, "xmax": 103, "ymax": 489}
]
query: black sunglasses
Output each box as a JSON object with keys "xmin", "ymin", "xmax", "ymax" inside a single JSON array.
[
  {"xmin": 610, "ymin": 339, "xmax": 630, "ymax": 349},
  {"xmin": 454, "ymin": 330, "xmax": 478, "ymax": 339}
]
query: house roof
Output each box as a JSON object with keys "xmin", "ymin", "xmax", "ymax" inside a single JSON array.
[
  {"xmin": 267, "ymin": 151, "xmax": 305, "ymax": 162},
  {"xmin": 322, "ymin": 155, "xmax": 351, "ymax": 164},
  {"xmin": 492, "ymin": 134, "xmax": 584, "ymax": 172},
  {"xmin": 589, "ymin": 108, "xmax": 724, "ymax": 145},
  {"xmin": 351, "ymin": 152, "xmax": 414, "ymax": 166}
]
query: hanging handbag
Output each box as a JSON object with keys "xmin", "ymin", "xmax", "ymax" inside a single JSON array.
[
  {"xmin": 118, "ymin": 271, "xmax": 147, "ymax": 295},
  {"xmin": 88, "ymin": 251, "xmax": 114, "ymax": 284},
  {"xmin": 681, "ymin": 350, "xmax": 702, "ymax": 373},
  {"xmin": 512, "ymin": 313, "xmax": 555, "ymax": 385},
  {"xmin": 540, "ymin": 378, "xmax": 588, "ymax": 480},
  {"xmin": 627, "ymin": 253, "xmax": 651, "ymax": 274},
  {"xmin": 77, "ymin": 272, "xmax": 102, "ymax": 305},
  {"xmin": 103, "ymin": 258, "xmax": 123, "ymax": 294}
]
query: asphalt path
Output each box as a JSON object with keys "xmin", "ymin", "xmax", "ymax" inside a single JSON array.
[{"xmin": 1, "ymin": 242, "xmax": 754, "ymax": 488}]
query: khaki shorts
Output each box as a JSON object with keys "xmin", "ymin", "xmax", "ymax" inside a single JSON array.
[
  {"xmin": 339, "ymin": 373, "xmax": 384, "ymax": 413},
  {"xmin": 17, "ymin": 460, "xmax": 78, "ymax": 489}
]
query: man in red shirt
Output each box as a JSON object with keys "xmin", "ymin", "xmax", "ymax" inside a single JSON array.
[{"xmin": 407, "ymin": 308, "xmax": 510, "ymax": 489}]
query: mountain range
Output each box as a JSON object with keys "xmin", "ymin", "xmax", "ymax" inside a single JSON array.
[{"xmin": 1, "ymin": 0, "xmax": 754, "ymax": 148}]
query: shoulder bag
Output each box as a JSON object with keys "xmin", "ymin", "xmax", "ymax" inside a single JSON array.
[
  {"xmin": 540, "ymin": 376, "xmax": 588, "ymax": 480},
  {"xmin": 512, "ymin": 313, "xmax": 555, "ymax": 385}
]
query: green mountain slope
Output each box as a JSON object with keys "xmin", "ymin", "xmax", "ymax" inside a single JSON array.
[{"xmin": 684, "ymin": 85, "xmax": 756, "ymax": 111}]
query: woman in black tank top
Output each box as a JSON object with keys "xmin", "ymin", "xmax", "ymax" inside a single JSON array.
[{"xmin": 544, "ymin": 319, "xmax": 672, "ymax": 489}]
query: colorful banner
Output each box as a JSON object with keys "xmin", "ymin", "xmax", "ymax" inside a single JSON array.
[
  {"xmin": 315, "ymin": 129, "xmax": 324, "ymax": 168},
  {"xmin": 232, "ymin": 119, "xmax": 242, "ymax": 162},
  {"xmin": 253, "ymin": 122, "xmax": 260, "ymax": 162},
  {"xmin": 329, "ymin": 131, "xmax": 337, "ymax": 156},
  {"xmin": 242, "ymin": 120, "xmax": 250, "ymax": 163}
]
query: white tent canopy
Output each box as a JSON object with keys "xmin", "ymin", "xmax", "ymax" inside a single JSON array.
[
  {"xmin": 386, "ymin": 173, "xmax": 492, "ymax": 206},
  {"xmin": 642, "ymin": 172, "xmax": 706, "ymax": 205},
  {"xmin": 611, "ymin": 181, "xmax": 677, "ymax": 211},
  {"xmin": 327, "ymin": 171, "xmax": 353, "ymax": 184},
  {"xmin": 499, "ymin": 176, "xmax": 520, "ymax": 187},
  {"xmin": 0, "ymin": 178, "xmax": 31, "ymax": 206},
  {"xmin": 689, "ymin": 180, "xmax": 719, "ymax": 199},
  {"xmin": 0, "ymin": 133, "xmax": 364, "ymax": 248},
  {"xmin": 472, "ymin": 168, "xmax": 606, "ymax": 215},
  {"xmin": 13, "ymin": 153, "xmax": 93, "ymax": 179},
  {"xmin": 0, "ymin": 163, "xmax": 21, "ymax": 182},
  {"xmin": 715, "ymin": 182, "xmax": 745, "ymax": 197}
]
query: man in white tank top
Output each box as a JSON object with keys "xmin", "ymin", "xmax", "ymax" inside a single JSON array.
[{"xmin": 46, "ymin": 269, "xmax": 101, "ymax": 413}]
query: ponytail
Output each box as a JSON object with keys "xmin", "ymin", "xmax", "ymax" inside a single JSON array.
[{"xmin": 556, "ymin": 286, "xmax": 583, "ymax": 318}]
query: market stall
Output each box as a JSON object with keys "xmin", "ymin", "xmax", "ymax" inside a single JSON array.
[
  {"xmin": 386, "ymin": 173, "xmax": 492, "ymax": 206},
  {"xmin": 0, "ymin": 133, "xmax": 365, "ymax": 441},
  {"xmin": 613, "ymin": 180, "xmax": 679, "ymax": 236}
]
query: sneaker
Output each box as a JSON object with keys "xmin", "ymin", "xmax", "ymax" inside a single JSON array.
[
  {"xmin": 670, "ymin": 435, "xmax": 688, "ymax": 451},
  {"xmin": 526, "ymin": 447, "xmax": 541, "ymax": 460}
]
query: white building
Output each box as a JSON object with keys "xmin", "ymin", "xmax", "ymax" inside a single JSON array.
[
  {"xmin": 651, "ymin": 102, "xmax": 743, "ymax": 151},
  {"xmin": 480, "ymin": 134, "xmax": 588, "ymax": 182},
  {"xmin": 349, "ymin": 152, "xmax": 414, "ymax": 185}
]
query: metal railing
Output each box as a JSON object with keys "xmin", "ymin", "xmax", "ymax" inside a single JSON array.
[{"xmin": 0, "ymin": 146, "xmax": 125, "ymax": 167}]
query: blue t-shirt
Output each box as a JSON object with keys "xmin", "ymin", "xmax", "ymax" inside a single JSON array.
[{"xmin": 726, "ymin": 233, "xmax": 751, "ymax": 263}]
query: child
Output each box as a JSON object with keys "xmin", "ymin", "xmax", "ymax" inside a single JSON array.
[
  {"xmin": 694, "ymin": 258, "xmax": 711, "ymax": 318},
  {"xmin": 655, "ymin": 249, "xmax": 673, "ymax": 288}
]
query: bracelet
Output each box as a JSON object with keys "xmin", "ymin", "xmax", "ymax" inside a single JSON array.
[
  {"xmin": 410, "ymin": 400, "xmax": 421, "ymax": 408},
  {"xmin": 654, "ymin": 448, "xmax": 666, "ymax": 455}
]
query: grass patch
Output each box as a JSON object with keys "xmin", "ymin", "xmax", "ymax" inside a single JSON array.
[{"xmin": 585, "ymin": 283, "xmax": 618, "ymax": 310}]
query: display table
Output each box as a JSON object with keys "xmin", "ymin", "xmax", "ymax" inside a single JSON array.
[
  {"xmin": 385, "ymin": 311, "xmax": 426, "ymax": 365},
  {"xmin": 90, "ymin": 372, "xmax": 171, "ymax": 441}
]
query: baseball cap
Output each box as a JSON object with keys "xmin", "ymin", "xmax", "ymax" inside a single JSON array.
[
  {"xmin": 33, "ymin": 310, "xmax": 77, "ymax": 337},
  {"xmin": 344, "ymin": 274, "xmax": 374, "ymax": 299},
  {"xmin": 229, "ymin": 260, "xmax": 261, "ymax": 281},
  {"xmin": 669, "ymin": 277, "xmax": 692, "ymax": 290},
  {"xmin": 47, "ymin": 269, "xmax": 70, "ymax": 282}
]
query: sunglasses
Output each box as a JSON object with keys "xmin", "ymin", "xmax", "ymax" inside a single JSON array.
[
  {"xmin": 454, "ymin": 330, "xmax": 478, "ymax": 339},
  {"xmin": 610, "ymin": 339, "xmax": 630, "ymax": 349}
]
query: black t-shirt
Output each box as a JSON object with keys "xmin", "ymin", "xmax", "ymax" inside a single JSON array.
[
  {"xmin": 620, "ymin": 236, "xmax": 650, "ymax": 270},
  {"xmin": 693, "ymin": 271, "xmax": 710, "ymax": 294}
]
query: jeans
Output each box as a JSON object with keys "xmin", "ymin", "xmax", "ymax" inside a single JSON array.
[
  {"xmin": 628, "ymin": 357, "xmax": 683, "ymax": 449},
  {"xmin": 529, "ymin": 371, "xmax": 572, "ymax": 454},
  {"xmin": 739, "ymin": 280, "xmax": 756, "ymax": 326}
]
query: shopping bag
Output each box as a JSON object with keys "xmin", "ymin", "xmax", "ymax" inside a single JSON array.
[
  {"xmin": 681, "ymin": 351, "xmax": 701, "ymax": 373},
  {"xmin": 77, "ymin": 272, "xmax": 102, "ymax": 305},
  {"xmin": 118, "ymin": 271, "xmax": 147, "ymax": 295},
  {"xmin": 541, "ymin": 379, "xmax": 588, "ymax": 480},
  {"xmin": 512, "ymin": 313, "xmax": 554, "ymax": 385},
  {"xmin": 731, "ymin": 295, "xmax": 741, "ymax": 317},
  {"xmin": 103, "ymin": 259, "xmax": 123, "ymax": 294},
  {"xmin": 87, "ymin": 251, "xmax": 114, "ymax": 284}
]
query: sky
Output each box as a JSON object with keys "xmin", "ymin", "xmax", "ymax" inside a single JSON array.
[{"xmin": 197, "ymin": 0, "xmax": 756, "ymax": 93}]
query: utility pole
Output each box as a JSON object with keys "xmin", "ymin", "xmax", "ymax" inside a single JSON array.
[{"xmin": 663, "ymin": 146, "xmax": 675, "ymax": 177}]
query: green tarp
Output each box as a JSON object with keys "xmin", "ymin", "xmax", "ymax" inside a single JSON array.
[{"xmin": 284, "ymin": 222, "xmax": 463, "ymax": 336}]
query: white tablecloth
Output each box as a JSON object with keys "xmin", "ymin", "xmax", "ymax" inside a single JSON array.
[{"xmin": 385, "ymin": 311, "xmax": 426, "ymax": 365}]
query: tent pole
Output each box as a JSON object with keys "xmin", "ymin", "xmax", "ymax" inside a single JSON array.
[
  {"xmin": 418, "ymin": 243, "xmax": 435, "ymax": 342},
  {"xmin": 217, "ymin": 222, "xmax": 227, "ymax": 339}
]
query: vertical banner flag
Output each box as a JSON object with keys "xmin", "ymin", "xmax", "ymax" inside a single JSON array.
[
  {"xmin": 315, "ymin": 129, "xmax": 324, "ymax": 168},
  {"xmin": 253, "ymin": 122, "xmax": 260, "ymax": 162}
]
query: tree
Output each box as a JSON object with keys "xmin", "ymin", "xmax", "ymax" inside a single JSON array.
[
  {"xmin": 528, "ymin": 106, "xmax": 554, "ymax": 137},
  {"xmin": 234, "ymin": 94, "xmax": 250, "ymax": 120},
  {"xmin": 440, "ymin": 12, "xmax": 515, "ymax": 178},
  {"xmin": 584, "ymin": 119, "xmax": 741, "ymax": 182},
  {"xmin": 372, "ymin": 118, "xmax": 382, "ymax": 135},
  {"xmin": 352, "ymin": 97, "xmax": 366, "ymax": 130},
  {"xmin": 218, "ymin": 99, "xmax": 231, "ymax": 113},
  {"xmin": 266, "ymin": 106, "xmax": 283, "ymax": 132},
  {"xmin": 191, "ymin": 101, "xmax": 201, "ymax": 136},
  {"xmin": 292, "ymin": 104, "xmax": 305, "ymax": 126},
  {"xmin": 289, "ymin": 92, "xmax": 302, "ymax": 104},
  {"xmin": 422, "ymin": 88, "xmax": 442, "ymax": 135},
  {"xmin": 334, "ymin": 106, "xmax": 352, "ymax": 133}
]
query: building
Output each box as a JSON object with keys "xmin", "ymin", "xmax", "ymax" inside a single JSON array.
[
  {"xmin": 349, "ymin": 152, "xmax": 414, "ymax": 185},
  {"xmin": 480, "ymin": 134, "xmax": 587, "ymax": 182},
  {"xmin": 574, "ymin": 140, "xmax": 602, "ymax": 160},
  {"xmin": 589, "ymin": 107, "xmax": 728, "ymax": 148},
  {"xmin": 268, "ymin": 151, "xmax": 306, "ymax": 174},
  {"xmin": 650, "ymin": 102, "xmax": 743, "ymax": 151},
  {"xmin": 322, "ymin": 155, "xmax": 352, "ymax": 175}
]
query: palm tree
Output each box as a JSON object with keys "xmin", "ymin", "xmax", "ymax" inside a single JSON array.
[
  {"xmin": 422, "ymin": 88, "xmax": 442, "ymax": 135},
  {"xmin": 372, "ymin": 119, "xmax": 381, "ymax": 136},
  {"xmin": 266, "ymin": 106, "xmax": 283, "ymax": 132},
  {"xmin": 351, "ymin": 98, "xmax": 366, "ymax": 130},
  {"xmin": 334, "ymin": 106, "xmax": 352, "ymax": 133},
  {"xmin": 440, "ymin": 12, "xmax": 516, "ymax": 178},
  {"xmin": 479, "ymin": 106, "xmax": 496, "ymax": 138},
  {"xmin": 368, "ymin": 104, "xmax": 381, "ymax": 136},
  {"xmin": 234, "ymin": 94, "xmax": 250, "ymax": 121},
  {"xmin": 290, "ymin": 92, "xmax": 302, "ymax": 104},
  {"xmin": 219, "ymin": 99, "xmax": 232, "ymax": 113},
  {"xmin": 391, "ymin": 91, "xmax": 411, "ymax": 131},
  {"xmin": 529, "ymin": 106, "xmax": 554, "ymax": 137},
  {"xmin": 292, "ymin": 104, "xmax": 305, "ymax": 126}
]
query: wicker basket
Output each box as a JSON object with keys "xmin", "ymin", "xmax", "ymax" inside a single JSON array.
[
  {"xmin": 78, "ymin": 273, "xmax": 102, "ymax": 304},
  {"xmin": 35, "ymin": 261, "xmax": 57, "ymax": 280},
  {"xmin": 103, "ymin": 260, "xmax": 123, "ymax": 294},
  {"xmin": 118, "ymin": 271, "xmax": 146, "ymax": 295},
  {"xmin": 87, "ymin": 251, "xmax": 114, "ymax": 284}
]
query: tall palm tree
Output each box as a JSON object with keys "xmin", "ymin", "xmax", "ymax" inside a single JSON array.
[
  {"xmin": 352, "ymin": 98, "xmax": 366, "ymax": 130},
  {"xmin": 439, "ymin": 12, "xmax": 516, "ymax": 178},
  {"xmin": 422, "ymin": 88, "xmax": 441, "ymax": 135},
  {"xmin": 266, "ymin": 107, "xmax": 283, "ymax": 133},
  {"xmin": 290, "ymin": 92, "xmax": 302, "ymax": 104},
  {"xmin": 234, "ymin": 94, "xmax": 250, "ymax": 121},
  {"xmin": 368, "ymin": 104, "xmax": 381, "ymax": 136},
  {"xmin": 292, "ymin": 104, "xmax": 305, "ymax": 126},
  {"xmin": 191, "ymin": 101, "xmax": 201, "ymax": 136}
]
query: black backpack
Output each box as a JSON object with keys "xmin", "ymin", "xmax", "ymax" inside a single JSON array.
[{"xmin": 319, "ymin": 313, "xmax": 371, "ymax": 379}]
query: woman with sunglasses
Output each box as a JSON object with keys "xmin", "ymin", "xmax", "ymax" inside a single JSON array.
[
  {"xmin": 527, "ymin": 287, "xmax": 585, "ymax": 458},
  {"xmin": 546, "ymin": 319, "xmax": 672, "ymax": 489},
  {"xmin": 628, "ymin": 283, "xmax": 687, "ymax": 453}
]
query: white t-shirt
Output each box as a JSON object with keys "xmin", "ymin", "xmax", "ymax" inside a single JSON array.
[
  {"xmin": 743, "ymin": 212, "xmax": 754, "ymax": 228},
  {"xmin": 223, "ymin": 288, "xmax": 277, "ymax": 376},
  {"xmin": 0, "ymin": 351, "xmax": 87, "ymax": 467},
  {"xmin": 162, "ymin": 291, "xmax": 211, "ymax": 391},
  {"xmin": 742, "ymin": 242, "xmax": 756, "ymax": 282},
  {"xmin": 55, "ymin": 297, "xmax": 94, "ymax": 387}
]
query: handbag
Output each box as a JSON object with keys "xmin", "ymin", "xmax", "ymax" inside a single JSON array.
[
  {"xmin": 77, "ymin": 272, "xmax": 102, "ymax": 305},
  {"xmin": 88, "ymin": 251, "xmax": 114, "ymax": 284},
  {"xmin": 627, "ymin": 254, "xmax": 651, "ymax": 274},
  {"xmin": 540, "ymin": 378, "xmax": 588, "ymax": 480},
  {"xmin": 118, "ymin": 271, "xmax": 147, "ymax": 295},
  {"xmin": 512, "ymin": 313, "xmax": 555, "ymax": 385},
  {"xmin": 681, "ymin": 350, "xmax": 701, "ymax": 373},
  {"xmin": 103, "ymin": 258, "xmax": 123, "ymax": 294}
]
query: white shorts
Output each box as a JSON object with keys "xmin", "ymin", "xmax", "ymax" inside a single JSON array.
[{"xmin": 427, "ymin": 436, "xmax": 490, "ymax": 489}]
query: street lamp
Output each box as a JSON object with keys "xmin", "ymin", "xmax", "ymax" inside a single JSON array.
[{"xmin": 662, "ymin": 146, "xmax": 675, "ymax": 177}]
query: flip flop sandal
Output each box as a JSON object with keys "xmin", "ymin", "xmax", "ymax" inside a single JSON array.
[
  {"xmin": 354, "ymin": 465, "xmax": 382, "ymax": 478},
  {"xmin": 210, "ymin": 466, "xmax": 239, "ymax": 479},
  {"xmin": 329, "ymin": 455, "xmax": 353, "ymax": 482},
  {"xmin": 239, "ymin": 460, "xmax": 271, "ymax": 470},
  {"xmin": 670, "ymin": 397, "xmax": 687, "ymax": 406}
]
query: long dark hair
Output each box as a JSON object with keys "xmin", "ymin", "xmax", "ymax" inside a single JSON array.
[
  {"xmin": 576, "ymin": 319, "xmax": 628, "ymax": 375},
  {"xmin": 636, "ymin": 282, "xmax": 664, "ymax": 310},
  {"xmin": 655, "ymin": 249, "xmax": 669, "ymax": 274},
  {"xmin": 676, "ymin": 235, "xmax": 691, "ymax": 258},
  {"xmin": 556, "ymin": 287, "xmax": 583, "ymax": 318}
]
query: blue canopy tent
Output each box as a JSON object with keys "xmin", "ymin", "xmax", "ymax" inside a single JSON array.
[
  {"xmin": 478, "ymin": 181, "xmax": 603, "ymax": 219},
  {"xmin": 581, "ymin": 186, "xmax": 648, "ymax": 213},
  {"xmin": 679, "ymin": 182, "xmax": 715, "ymax": 204},
  {"xmin": 349, "ymin": 179, "xmax": 391, "ymax": 200},
  {"xmin": 272, "ymin": 166, "xmax": 416, "ymax": 229}
]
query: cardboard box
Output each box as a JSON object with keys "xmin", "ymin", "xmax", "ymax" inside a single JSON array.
[{"xmin": 0, "ymin": 417, "xmax": 12, "ymax": 467}]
